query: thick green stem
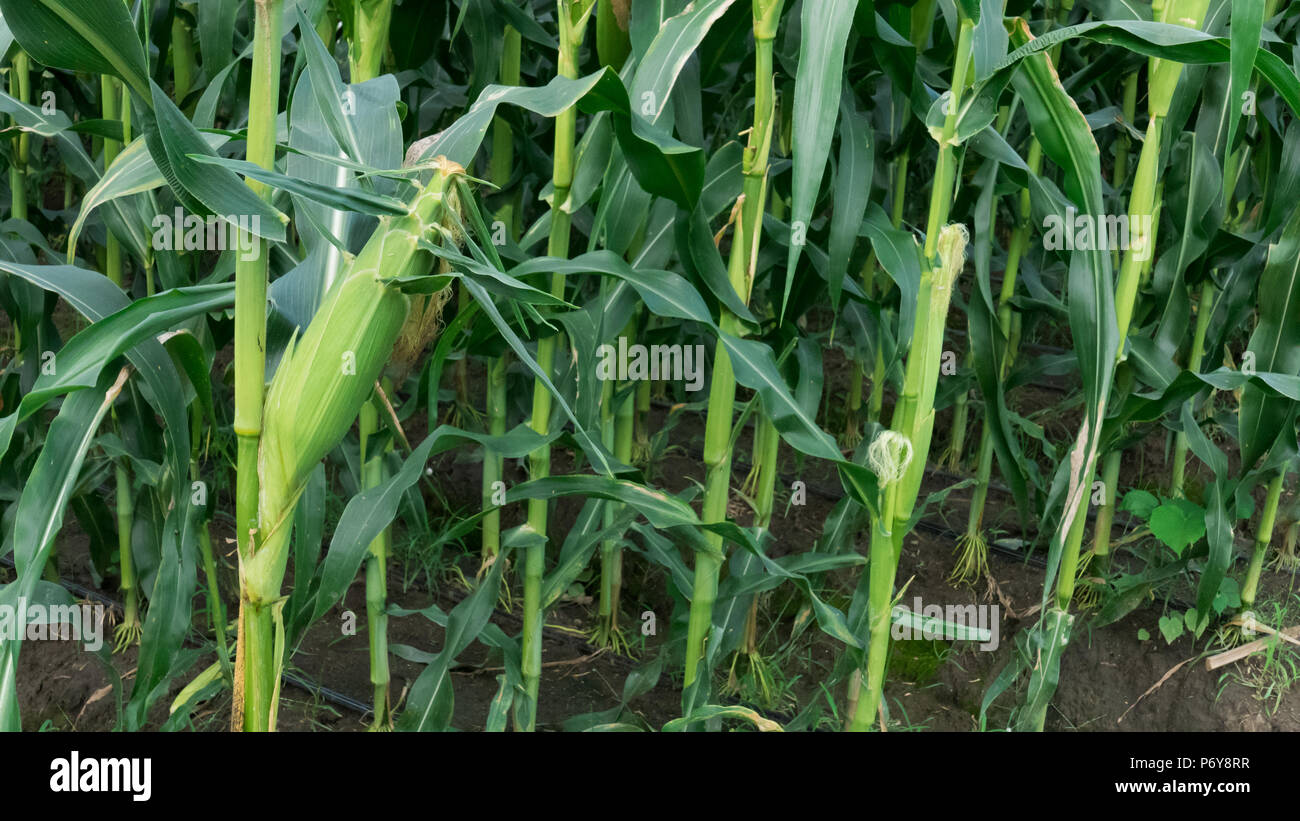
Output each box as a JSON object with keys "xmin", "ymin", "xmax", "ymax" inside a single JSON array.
[
  {"xmin": 365, "ymin": 540, "xmax": 389, "ymax": 725},
  {"xmin": 849, "ymin": 480, "xmax": 899, "ymax": 731},
  {"xmin": 348, "ymin": 0, "xmax": 394, "ymax": 83},
  {"xmin": 1242, "ymin": 470, "xmax": 1285, "ymax": 609},
  {"xmin": 920, "ymin": 19, "xmax": 974, "ymax": 263},
  {"xmin": 1054, "ymin": 487, "xmax": 1092, "ymax": 611},
  {"xmin": 360, "ymin": 394, "xmax": 391, "ymax": 729},
  {"xmin": 686, "ymin": 240, "xmax": 755, "ymax": 688},
  {"xmin": 481, "ymin": 26, "xmax": 519, "ymax": 562},
  {"xmin": 596, "ymin": 0, "xmax": 630, "ymax": 68},
  {"xmin": 888, "ymin": 14, "xmax": 973, "ymax": 541},
  {"xmin": 482, "ymin": 353, "xmax": 508, "ymax": 560},
  {"xmin": 849, "ymin": 13, "xmax": 974, "ymax": 729},
  {"xmin": 945, "ymin": 351, "xmax": 972, "ymax": 469},
  {"xmin": 234, "ymin": 0, "xmax": 284, "ymax": 733},
  {"xmin": 1091, "ymin": 448, "xmax": 1121, "ymax": 575},
  {"xmin": 1052, "ymin": 0, "xmax": 1203, "ymax": 617},
  {"xmin": 909, "ymin": 0, "xmax": 937, "ymax": 49},
  {"xmin": 967, "ymin": 430, "xmax": 994, "ymax": 535},
  {"xmin": 597, "ymin": 318, "xmax": 636, "ymax": 645},
  {"xmin": 96, "ymin": 77, "xmax": 137, "ymax": 620},
  {"xmin": 241, "ymin": 603, "xmax": 276, "ymax": 732},
  {"xmin": 686, "ymin": 333, "xmax": 737, "ymax": 688},
  {"xmin": 1113, "ymin": 122, "xmax": 1163, "ymax": 347},
  {"xmin": 633, "ymin": 364, "xmax": 652, "ymax": 460},
  {"xmin": 519, "ymin": 2, "xmax": 590, "ymax": 730},
  {"xmin": 684, "ymin": 0, "xmax": 782, "ymax": 695},
  {"xmin": 116, "ymin": 460, "xmax": 140, "ymax": 640},
  {"xmin": 101, "ymin": 77, "xmax": 124, "ymax": 288},
  {"xmin": 1058, "ymin": 365, "xmax": 1127, "ymax": 609},
  {"xmin": 488, "ymin": 25, "xmax": 522, "ymax": 236},
  {"xmin": 8, "ymin": 50, "xmax": 29, "ymax": 222}
]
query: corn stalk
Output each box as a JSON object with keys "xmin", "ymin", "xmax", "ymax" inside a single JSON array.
[
  {"xmin": 518, "ymin": 0, "xmax": 596, "ymax": 731},
  {"xmin": 347, "ymin": 0, "xmax": 394, "ymax": 83},
  {"xmin": 232, "ymin": 0, "xmax": 285, "ymax": 732},
  {"xmin": 847, "ymin": 10, "xmax": 975, "ymax": 730},
  {"xmin": 7, "ymin": 49, "xmax": 29, "ymax": 222},
  {"xmin": 683, "ymin": 0, "xmax": 785, "ymax": 703},
  {"xmin": 481, "ymin": 24, "xmax": 522, "ymax": 564},
  {"xmin": 1075, "ymin": 0, "xmax": 1211, "ymax": 593}
]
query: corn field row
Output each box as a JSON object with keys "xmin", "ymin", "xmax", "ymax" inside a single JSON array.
[{"xmin": 0, "ymin": 0, "xmax": 1297, "ymax": 733}]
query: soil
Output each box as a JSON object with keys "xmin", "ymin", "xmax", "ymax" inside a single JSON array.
[{"xmin": 9, "ymin": 350, "xmax": 1300, "ymax": 733}]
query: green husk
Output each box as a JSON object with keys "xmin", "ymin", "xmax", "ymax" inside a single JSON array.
[{"xmin": 239, "ymin": 159, "xmax": 463, "ymax": 731}]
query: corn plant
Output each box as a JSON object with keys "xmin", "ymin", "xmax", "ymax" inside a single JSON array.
[{"xmin": 0, "ymin": 0, "xmax": 1297, "ymax": 737}]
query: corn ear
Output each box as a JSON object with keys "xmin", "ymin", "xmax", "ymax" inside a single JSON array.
[{"xmin": 244, "ymin": 157, "xmax": 464, "ymax": 602}]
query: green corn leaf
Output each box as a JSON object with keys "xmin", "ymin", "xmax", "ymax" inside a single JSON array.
[
  {"xmin": 186, "ymin": 154, "xmax": 408, "ymax": 215},
  {"xmin": 1224, "ymin": 0, "xmax": 1264, "ymax": 156},
  {"xmin": 541, "ymin": 499, "xmax": 638, "ymax": 609},
  {"xmin": 970, "ymin": 0, "xmax": 1008, "ymax": 82},
  {"xmin": 396, "ymin": 547, "xmax": 508, "ymax": 731},
  {"xmin": 629, "ymin": 0, "xmax": 737, "ymax": 125},
  {"xmin": 1012, "ymin": 608, "xmax": 1074, "ymax": 731},
  {"xmin": 784, "ymin": 0, "xmax": 858, "ymax": 320},
  {"xmin": 968, "ymin": 159, "xmax": 1032, "ymax": 527},
  {"xmin": 1239, "ymin": 206, "xmax": 1300, "ymax": 471},
  {"xmin": 1195, "ymin": 480, "xmax": 1233, "ymax": 635},
  {"xmin": 961, "ymin": 20, "xmax": 1300, "ymax": 141},
  {"xmin": 0, "ymin": 264, "xmax": 233, "ymax": 435},
  {"xmin": 1010, "ymin": 17, "xmax": 1115, "ymax": 608},
  {"xmin": 142, "ymin": 80, "xmax": 287, "ymax": 241},
  {"xmin": 0, "ymin": 372, "xmax": 125, "ymax": 730},
  {"xmin": 663, "ymin": 704, "xmax": 782, "ymax": 731},
  {"xmin": 827, "ymin": 94, "xmax": 873, "ymax": 309},
  {"xmin": 414, "ymin": 68, "xmax": 704, "ymax": 209},
  {"xmin": 0, "ymin": 88, "xmax": 98, "ymax": 182},
  {"xmin": 0, "ymin": 0, "xmax": 149, "ymax": 98},
  {"xmin": 196, "ymin": 0, "xmax": 238, "ymax": 74},
  {"xmin": 125, "ymin": 502, "xmax": 200, "ymax": 730},
  {"xmin": 66, "ymin": 135, "xmax": 190, "ymax": 263},
  {"xmin": 290, "ymin": 425, "xmax": 562, "ymax": 645}
]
